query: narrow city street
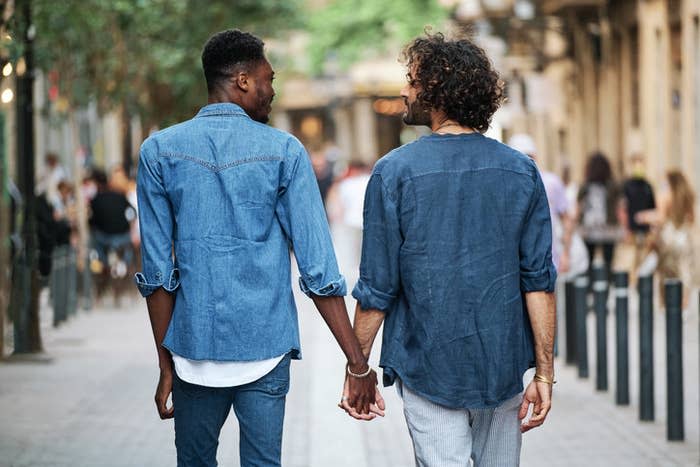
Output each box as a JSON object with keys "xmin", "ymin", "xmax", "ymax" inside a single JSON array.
[{"xmin": 1, "ymin": 282, "xmax": 698, "ymax": 467}]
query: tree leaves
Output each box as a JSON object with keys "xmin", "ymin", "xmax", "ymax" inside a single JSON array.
[
  {"xmin": 20, "ymin": 0, "xmax": 302, "ymax": 126},
  {"xmin": 306, "ymin": 0, "xmax": 447, "ymax": 75}
]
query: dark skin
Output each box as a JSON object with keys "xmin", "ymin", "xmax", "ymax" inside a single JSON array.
[{"xmin": 147, "ymin": 56, "xmax": 380, "ymax": 420}]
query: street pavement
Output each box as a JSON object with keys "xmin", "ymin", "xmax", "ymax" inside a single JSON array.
[{"xmin": 1, "ymin": 282, "xmax": 699, "ymax": 467}]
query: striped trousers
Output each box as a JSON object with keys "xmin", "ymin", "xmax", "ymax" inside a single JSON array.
[{"xmin": 397, "ymin": 379, "xmax": 523, "ymax": 467}]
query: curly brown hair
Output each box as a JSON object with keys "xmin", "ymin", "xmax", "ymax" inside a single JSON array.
[{"xmin": 402, "ymin": 33, "xmax": 504, "ymax": 132}]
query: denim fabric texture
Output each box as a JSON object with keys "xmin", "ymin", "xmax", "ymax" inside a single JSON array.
[
  {"xmin": 352, "ymin": 132, "xmax": 556, "ymax": 409},
  {"xmin": 135, "ymin": 103, "xmax": 345, "ymax": 361},
  {"xmin": 173, "ymin": 353, "xmax": 291, "ymax": 467}
]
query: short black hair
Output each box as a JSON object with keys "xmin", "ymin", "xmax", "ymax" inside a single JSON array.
[
  {"xmin": 201, "ymin": 29, "xmax": 265, "ymax": 92},
  {"xmin": 402, "ymin": 33, "xmax": 504, "ymax": 132}
]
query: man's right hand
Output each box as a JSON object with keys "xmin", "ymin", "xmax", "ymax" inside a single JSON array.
[
  {"xmin": 155, "ymin": 369, "xmax": 175, "ymax": 419},
  {"xmin": 339, "ymin": 372, "xmax": 385, "ymax": 420},
  {"xmin": 518, "ymin": 379, "xmax": 552, "ymax": 432}
]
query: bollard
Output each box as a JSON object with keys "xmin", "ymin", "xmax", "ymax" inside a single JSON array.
[
  {"xmin": 51, "ymin": 246, "xmax": 69, "ymax": 327},
  {"xmin": 614, "ymin": 271, "xmax": 630, "ymax": 405},
  {"xmin": 574, "ymin": 275, "xmax": 589, "ymax": 378},
  {"xmin": 82, "ymin": 250, "xmax": 94, "ymax": 311},
  {"xmin": 67, "ymin": 246, "xmax": 78, "ymax": 317},
  {"xmin": 565, "ymin": 279, "xmax": 577, "ymax": 365},
  {"xmin": 638, "ymin": 274, "xmax": 654, "ymax": 421},
  {"xmin": 593, "ymin": 267, "xmax": 608, "ymax": 391},
  {"xmin": 665, "ymin": 279, "xmax": 684, "ymax": 441}
]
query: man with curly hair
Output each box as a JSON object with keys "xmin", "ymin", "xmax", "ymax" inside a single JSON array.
[
  {"xmin": 136, "ymin": 29, "xmax": 379, "ymax": 467},
  {"xmin": 340, "ymin": 33, "xmax": 557, "ymax": 466}
]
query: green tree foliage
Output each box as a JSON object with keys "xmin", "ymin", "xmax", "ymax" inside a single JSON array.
[
  {"xmin": 307, "ymin": 0, "xmax": 448, "ymax": 75},
  {"xmin": 25, "ymin": 0, "xmax": 301, "ymax": 126}
]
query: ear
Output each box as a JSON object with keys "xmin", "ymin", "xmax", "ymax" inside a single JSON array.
[{"xmin": 234, "ymin": 71, "xmax": 249, "ymax": 92}]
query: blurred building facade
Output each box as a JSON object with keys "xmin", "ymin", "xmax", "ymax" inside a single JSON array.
[
  {"xmin": 271, "ymin": 59, "xmax": 408, "ymax": 164},
  {"xmin": 469, "ymin": 0, "xmax": 700, "ymax": 194},
  {"xmin": 272, "ymin": 0, "xmax": 699, "ymax": 201}
]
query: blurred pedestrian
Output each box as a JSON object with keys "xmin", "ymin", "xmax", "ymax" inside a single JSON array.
[
  {"xmin": 327, "ymin": 160, "xmax": 371, "ymax": 281},
  {"xmin": 561, "ymin": 162, "xmax": 578, "ymax": 211},
  {"xmin": 54, "ymin": 181, "xmax": 76, "ymax": 248},
  {"xmin": 51, "ymin": 181, "xmax": 78, "ymax": 321},
  {"xmin": 341, "ymin": 33, "xmax": 556, "ymax": 466},
  {"xmin": 619, "ymin": 154, "xmax": 656, "ymax": 283},
  {"xmin": 37, "ymin": 152, "xmax": 67, "ymax": 211},
  {"xmin": 638, "ymin": 170, "xmax": 696, "ymax": 309},
  {"xmin": 135, "ymin": 29, "xmax": 377, "ymax": 467},
  {"xmin": 508, "ymin": 134, "xmax": 573, "ymax": 274},
  {"xmin": 89, "ymin": 169, "xmax": 135, "ymax": 273},
  {"xmin": 310, "ymin": 144, "xmax": 334, "ymax": 205},
  {"xmin": 35, "ymin": 190, "xmax": 58, "ymax": 279},
  {"xmin": 577, "ymin": 152, "xmax": 622, "ymax": 281}
]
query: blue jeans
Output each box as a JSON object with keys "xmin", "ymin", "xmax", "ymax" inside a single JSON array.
[
  {"xmin": 172, "ymin": 354, "xmax": 291, "ymax": 467},
  {"xmin": 91, "ymin": 229, "xmax": 133, "ymax": 268}
]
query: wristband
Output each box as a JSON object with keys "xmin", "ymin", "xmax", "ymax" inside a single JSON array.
[
  {"xmin": 534, "ymin": 373, "xmax": 556, "ymax": 385},
  {"xmin": 346, "ymin": 363, "xmax": 372, "ymax": 378}
]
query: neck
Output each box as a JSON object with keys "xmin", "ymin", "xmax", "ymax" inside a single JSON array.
[
  {"xmin": 207, "ymin": 88, "xmax": 242, "ymax": 106},
  {"xmin": 430, "ymin": 112, "xmax": 475, "ymax": 134}
]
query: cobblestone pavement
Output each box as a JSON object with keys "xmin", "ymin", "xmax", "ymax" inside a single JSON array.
[{"xmin": 0, "ymin": 284, "xmax": 698, "ymax": 466}]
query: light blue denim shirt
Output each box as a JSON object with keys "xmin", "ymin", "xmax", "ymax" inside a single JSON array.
[
  {"xmin": 352, "ymin": 133, "xmax": 556, "ymax": 409},
  {"xmin": 135, "ymin": 102, "xmax": 345, "ymax": 361}
]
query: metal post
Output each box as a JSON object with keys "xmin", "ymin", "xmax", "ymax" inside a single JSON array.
[
  {"xmin": 574, "ymin": 275, "xmax": 589, "ymax": 378},
  {"xmin": 51, "ymin": 246, "xmax": 68, "ymax": 326},
  {"xmin": 565, "ymin": 278, "xmax": 577, "ymax": 365},
  {"xmin": 638, "ymin": 274, "xmax": 654, "ymax": 421},
  {"xmin": 0, "ymin": 111, "xmax": 7, "ymax": 358},
  {"xmin": 67, "ymin": 246, "xmax": 78, "ymax": 317},
  {"xmin": 614, "ymin": 271, "xmax": 629, "ymax": 405},
  {"xmin": 594, "ymin": 266, "xmax": 608, "ymax": 391},
  {"xmin": 11, "ymin": 0, "xmax": 42, "ymax": 354},
  {"xmin": 665, "ymin": 279, "xmax": 684, "ymax": 441},
  {"xmin": 82, "ymin": 249, "xmax": 94, "ymax": 311}
]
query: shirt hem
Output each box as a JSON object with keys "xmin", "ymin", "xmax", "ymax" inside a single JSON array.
[
  {"xmin": 162, "ymin": 343, "xmax": 301, "ymax": 362},
  {"xmin": 382, "ymin": 364, "xmax": 527, "ymax": 410}
]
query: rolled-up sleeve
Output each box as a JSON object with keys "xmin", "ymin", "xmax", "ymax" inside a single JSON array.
[
  {"xmin": 520, "ymin": 167, "xmax": 557, "ymax": 292},
  {"xmin": 134, "ymin": 140, "xmax": 180, "ymax": 297},
  {"xmin": 352, "ymin": 173, "xmax": 401, "ymax": 312},
  {"xmin": 276, "ymin": 139, "xmax": 346, "ymax": 297}
]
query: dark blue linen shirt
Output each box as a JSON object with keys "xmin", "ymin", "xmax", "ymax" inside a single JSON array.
[
  {"xmin": 135, "ymin": 103, "xmax": 345, "ymax": 362},
  {"xmin": 352, "ymin": 132, "xmax": 556, "ymax": 409}
]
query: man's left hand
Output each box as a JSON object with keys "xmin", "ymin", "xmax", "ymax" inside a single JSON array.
[{"xmin": 518, "ymin": 379, "xmax": 552, "ymax": 433}]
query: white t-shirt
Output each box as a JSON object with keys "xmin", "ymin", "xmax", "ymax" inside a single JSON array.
[
  {"xmin": 337, "ymin": 174, "xmax": 371, "ymax": 229},
  {"xmin": 172, "ymin": 353, "xmax": 286, "ymax": 388}
]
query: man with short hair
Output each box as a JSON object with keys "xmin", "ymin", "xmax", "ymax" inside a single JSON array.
[
  {"xmin": 136, "ymin": 29, "xmax": 378, "ymax": 467},
  {"xmin": 620, "ymin": 154, "xmax": 655, "ymax": 282},
  {"xmin": 341, "ymin": 33, "xmax": 556, "ymax": 467}
]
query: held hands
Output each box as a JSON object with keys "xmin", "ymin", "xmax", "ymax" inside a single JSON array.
[
  {"xmin": 338, "ymin": 366, "xmax": 385, "ymax": 421},
  {"xmin": 518, "ymin": 376, "xmax": 553, "ymax": 433},
  {"xmin": 155, "ymin": 368, "xmax": 175, "ymax": 420}
]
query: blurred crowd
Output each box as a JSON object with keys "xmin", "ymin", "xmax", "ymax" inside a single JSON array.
[
  {"xmin": 312, "ymin": 135, "xmax": 697, "ymax": 311},
  {"xmin": 23, "ymin": 133, "xmax": 697, "ymax": 314},
  {"xmin": 18, "ymin": 152, "xmax": 141, "ymax": 311}
]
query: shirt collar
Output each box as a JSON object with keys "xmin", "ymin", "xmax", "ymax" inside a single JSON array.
[{"xmin": 195, "ymin": 102, "xmax": 249, "ymax": 118}]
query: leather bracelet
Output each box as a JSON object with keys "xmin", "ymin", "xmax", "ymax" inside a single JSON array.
[
  {"xmin": 346, "ymin": 363, "xmax": 372, "ymax": 378},
  {"xmin": 534, "ymin": 373, "xmax": 556, "ymax": 385}
]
